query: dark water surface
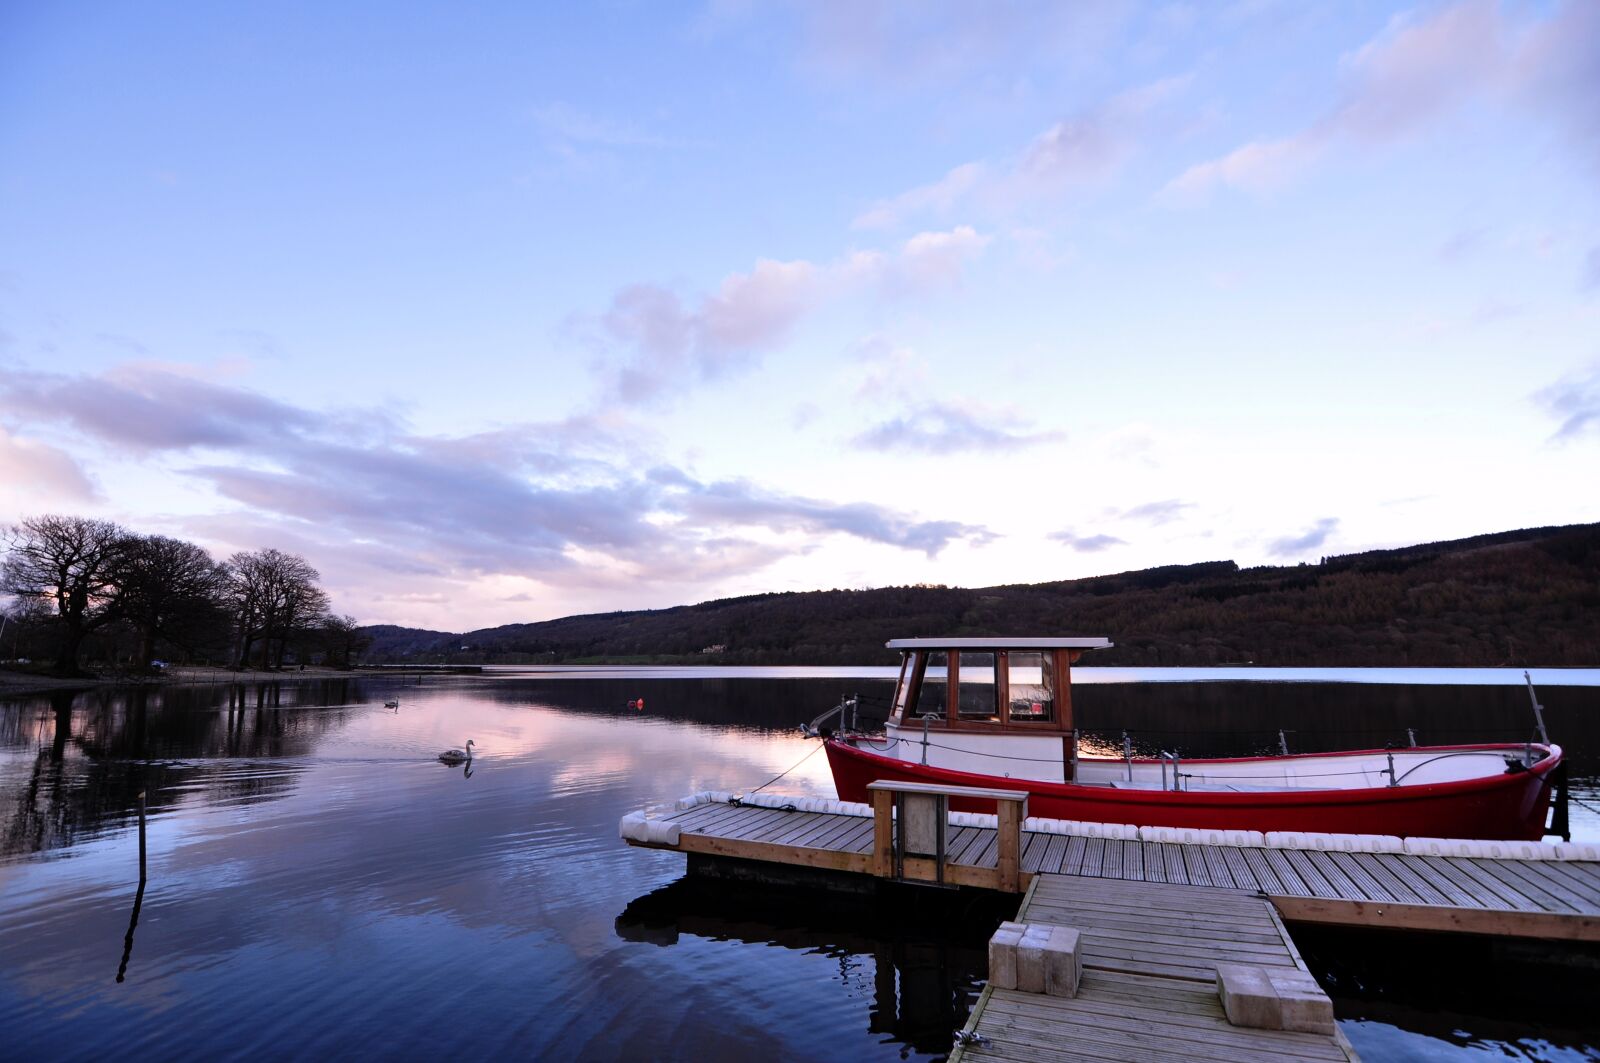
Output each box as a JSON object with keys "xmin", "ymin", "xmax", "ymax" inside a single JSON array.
[{"xmin": 1, "ymin": 674, "xmax": 1596, "ymax": 1061}]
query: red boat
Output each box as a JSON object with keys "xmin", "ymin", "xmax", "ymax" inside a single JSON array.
[{"xmin": 823, "ymin": 638, "xmax": 1563, "ymax": 841}]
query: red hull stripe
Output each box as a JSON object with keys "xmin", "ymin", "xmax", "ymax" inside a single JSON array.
[{"xmin": 824, "ymin": 740, "xmax": 1559, "ymax": 841}]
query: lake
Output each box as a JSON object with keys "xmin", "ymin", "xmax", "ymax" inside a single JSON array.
[{"xmin": 1, "ymin": 671, "xmax": 1596, "ymax": 1061}]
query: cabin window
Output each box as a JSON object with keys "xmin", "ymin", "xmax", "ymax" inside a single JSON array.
[
  {"xmin": 1007, "ymin": 651, "xmax": 1054, "ymax": 722},
  {"xmin": 956, "ymin": 651, "xmax": 999, "ymax": 720},
  {"xmin": 913, "ymin": 651, "xmax": 947, "ymax": 719},
  {"xmin": 891, "ymin": 652, "xmax": 918, "ymax": 719}
]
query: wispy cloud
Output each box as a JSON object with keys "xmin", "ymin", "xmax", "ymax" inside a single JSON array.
[
  {"xmin": 1268, "ymin": 517, "xmax": 1339, "ymax": 557},
  {"xmin": 854, "ymin": 76, "xmax": 1190, "ymax": 229},
  {"xmin": 1115, "ymin": 498, "xmax": 1194, "ymax": 525},
  {"xmin": 1, "ymin": 365, "xmax": 993, "ymax": 598},
  {"xmin": 0, "ymin": 426, "xmax": 100, "ymax": 506},
  {"xmin": 1537, "ymin": 365, "xmax": 1600, "ymax": 441},
  {"xmin": 852, "ymin": 399, "xmax": 1060, "ymax": 455},
  {"xmin": 2, "ymin": 364, "xmax": 320, "ymax": 453},
  {"xmin": 1165, "ymin": 0, "xmax": 1600, "ymax": 204},
  {"xmin": 670, "ymin": 475, "xmax": 994, "ymax": 557},
  {"xmin": 589, "ymin": 228, "xmax": 988, "ymax": 404},
  {"xmin": 1048, "ymin": 530, "xmax": 1126, "ymax": 552}
]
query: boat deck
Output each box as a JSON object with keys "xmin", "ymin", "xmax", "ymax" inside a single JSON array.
[
  {"xmin": 948, "ymin": 875, "xmax": 1357, "ymax": 1062},
  {"xmin": 646, "ymin": 800, "xmax": 1600, "ymax": 940}
]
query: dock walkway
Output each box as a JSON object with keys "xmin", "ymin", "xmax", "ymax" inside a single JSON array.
[
  {"xmin": 640, "ymin": 799, "xmax": 1600, "ymax": 940},
  {"xmin": 949, "ymin": 875, "xmax": 1357, "ymax": 1062}
]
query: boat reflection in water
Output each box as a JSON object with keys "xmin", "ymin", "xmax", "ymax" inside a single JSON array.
[{"xmin": 616, "ymin": 875, "xmax": 1011, "ymax": 1057}]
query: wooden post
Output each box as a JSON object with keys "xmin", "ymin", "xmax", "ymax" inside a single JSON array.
[
  {"xmin": 945, "ymin": 651, "xmax": 960, "ymax": 722},
  {"xmin": 997, "ymin": 797, "xmax": 1022, "ymax": 893},
  {"xmin": 1054, "ymin": 649, "xmax": 1074, "ymax": 731},
  {"xmin": 996, "ymin": 650, "xmax": 1010, "ymax": 725},
  {"xmin": 137, "ymin": 789, "xmax": 147, "ymax": 880},
  {"xmin": 871, "ymin": 787, "xmax": 894, "ymax": 879}
]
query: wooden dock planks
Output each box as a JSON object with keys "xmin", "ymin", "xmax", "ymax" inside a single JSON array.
[
  {"xmin": 640, "ymin": 801, "xmax": 1600, "ymax": 941},
  {"xmin": 950, "ymin": 875, "xmax": 1355, "ymax": 1062}
]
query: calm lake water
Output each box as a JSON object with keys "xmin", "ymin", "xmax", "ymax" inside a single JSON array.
[{"xmin": 1, "ymin": 672, "xmax": 1596, "ymax": 1061}]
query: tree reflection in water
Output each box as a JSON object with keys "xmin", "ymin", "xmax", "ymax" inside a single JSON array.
[
  {"xmin": 0, "ymin": 680, "xmax": 359, "ymax": 860},
  {"xmin": 617, "ymin": 875, "xmax": 1012, "ymax": 1057}
]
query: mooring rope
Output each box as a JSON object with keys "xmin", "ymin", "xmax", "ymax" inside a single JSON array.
[{"xmin": 746, "ymin": 741, "xmax": 826, "ymax": 798}]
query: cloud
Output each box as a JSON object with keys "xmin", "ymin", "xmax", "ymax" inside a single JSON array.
[
  {"xmin": 1, "ymin": 365, "xmax": 318, "ymax": 453},
  {"xmin": 1048, "ymin": 530, "xmax": 1126, "ymax": 553},
  {"xmin": 593, "ymin": 230, "xmax": 986, "ymax": 404},
  {"xmin": 0, "ymin": 427, "xmax": 100, "ymax": 507},
  {"xmin": 599, "ymin": 259, "xmax": 818, "ymax": 404},
  {"xmin": 853, "ymin": 163, "xmax": 987, "ymax": 230},
  {"xmin": 668, "ymin": 476, "xmax": 994, "ymax": 557},
  {"xmin": 1163, "ymin": 136, "xmax": 1321, "ymax": 202},
  {"xmin": 893, "ymin": 226, "xmax": 991, "ymax": 289},
  {"xmin": 855, "ymin": 77, "xmax": 1188, "ymax": 228},
  {"xmin": 1115, "ymin": 498, "xmax": 1194, "ymax": 525},
  {"xmin": 851, "ymin": 399, "xmax": 1061, "ymax": 454},
  {"xmin": 1537, "ymin": 365, "xmax": 1600, "ymax": 441},
  {"xmin": 769, "ymin": 1, "xmax": 1131, "ymax": 90},
  {"xmin": 1268, "ymin": 517, "xmax": 1340, "ymax": 557},
  {"xmin": 3, "ymin": 366, "xmax": 993, "ymax": 610},
  {"xmin": 1165, "ymin": 0, "xmax": 1600, "ymax": 203}
]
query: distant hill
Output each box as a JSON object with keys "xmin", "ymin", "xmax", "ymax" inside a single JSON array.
[{"xmin": 359, "ymin": 523, "xmax": 1600, "ymax": 667}]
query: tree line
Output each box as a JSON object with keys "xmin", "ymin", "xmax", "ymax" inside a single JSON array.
[
  {"xmin": 1, "ymin": 514, "xmax": 367, "ymax": 675},
  {"xmin": 362, "ymin": 522, "xmax": 1600, "ymax": 668}
]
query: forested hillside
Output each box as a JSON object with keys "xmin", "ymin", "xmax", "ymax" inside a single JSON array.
[{"xmin": 361, "ymin": 523, "xmax": 1600, "ymax": 667}]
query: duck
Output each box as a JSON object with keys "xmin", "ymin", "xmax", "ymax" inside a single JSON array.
[{"xmin": 438, "ymin": 740, "xmax": 474, "ymax": 766}]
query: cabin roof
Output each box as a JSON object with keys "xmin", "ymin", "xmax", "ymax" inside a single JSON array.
[{"xmin": 885, "ymin": 637, "xmax": 1113, "ymax": 650}]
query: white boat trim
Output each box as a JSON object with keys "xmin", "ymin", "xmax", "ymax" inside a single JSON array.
[
  {"xmin": 886, "ymin": 637, "xmax": 1113, "ymax": 650},
  {"xmin": 636, "ymin": 791, "xmax": 1600, "ymax": 861}
]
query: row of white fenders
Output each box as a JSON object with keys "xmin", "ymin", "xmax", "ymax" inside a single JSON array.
[{"xmin": 619, "ymin": 789, "xmax": 1600, "ymax": 862}]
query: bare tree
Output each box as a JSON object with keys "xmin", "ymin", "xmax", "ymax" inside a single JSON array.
[
  {"xmin": 118, "ymin": 535, "xmax": 228, "ymax": 668},
  {"xmin": 225, "ymin": 548, "xmax": 329, "ymax": 669},
  {"xmin": 315, "ymin": 614, "xmax": 371, "ymax": 669},
  {"xmin": 1, "ymin": 515, "xmax": 130, "ymax": 674}
]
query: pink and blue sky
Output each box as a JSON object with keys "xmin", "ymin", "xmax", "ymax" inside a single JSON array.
[{"xmin": 1, "ymin": 1, "xmax": 1596, "ymax": 629}]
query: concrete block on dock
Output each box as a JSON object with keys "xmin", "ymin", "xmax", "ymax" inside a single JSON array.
[
  {"xmin": 1217, "ymin": 964, "xmax": 1334, "ymax": 1034},
  {"xmin": 1042, "ymin": 926, "xmax": 1082, "ymax": 998},
  {"xmin": 987, "ymin": 922, "xmax": 1025, "ymax": 990},
  {"xmin": 1216, "ymin": 963, "xmax": 1282, "ymax": 1030},
  {"xmin": 1014, "ymin": 924, "xmax": 1053, "ymax": 993},
  {"xmin": 988, "ymin": 923, "xmax": 1082, "ymax": 998},
  {"xmin": 1268, "ymin": 968, "xmax": 1335, "ymax": 1034}
]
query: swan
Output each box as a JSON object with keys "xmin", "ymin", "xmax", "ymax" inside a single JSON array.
[
  {"xmin": 438, "ymin": 740, "xmax": 474, "ymax": 765},
  {"xmin": 384, "ymin": 699, "xmax": 400, "ymax": 709}
]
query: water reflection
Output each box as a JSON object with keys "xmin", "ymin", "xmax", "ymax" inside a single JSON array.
[
  {"xmin": 617, "ymin": 877, "xmax": 1007, "ymax": 1056},
  {"xmin": 0, "ymin": 675, "xmax": 1594, "ymax": 1062}
]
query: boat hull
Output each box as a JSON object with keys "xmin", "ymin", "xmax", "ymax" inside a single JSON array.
[{"xmin": 825, "ymin": 739, "xmax": 1560, "ymax": 840}]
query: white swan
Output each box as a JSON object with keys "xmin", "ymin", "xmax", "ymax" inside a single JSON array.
[
  {"xmin": 438, "ymin": 739, "xmax": 474, "ymax": 765},
  {"xmin": 384, "ymin": 699, "xmax": 400, "ymax": 709}
]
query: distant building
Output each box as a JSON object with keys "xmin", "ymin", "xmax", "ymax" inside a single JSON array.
[{"xmin": 700, "ymin": 643, "xmax": 727, "ymax": 655}]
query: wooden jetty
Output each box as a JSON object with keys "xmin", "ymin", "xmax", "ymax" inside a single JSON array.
[
  {"xmin": 623, "ymin": 781, "xmax": 1598, "ymax": 1060},
  {"xmin": 626, "ymin": 788, "xmax": 1600, "ymax": 942},
  {"xmin": 950, "ymin": 876, "xmax": 1356, "ymax": 1062}
]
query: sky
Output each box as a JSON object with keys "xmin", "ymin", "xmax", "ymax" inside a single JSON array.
[{"xmin": 1, "ymin": 0, "xmax": 1597, "ymax": 632}]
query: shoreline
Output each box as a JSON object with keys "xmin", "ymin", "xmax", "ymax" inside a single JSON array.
[{"xmin": 0, "ymin": 665, "xmax": 366, "ymax": 696}]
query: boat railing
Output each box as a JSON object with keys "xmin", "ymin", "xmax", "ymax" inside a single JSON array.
[{"xmin": 801, "ymin": 694, "xmax": 860, "ymax": 737}]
